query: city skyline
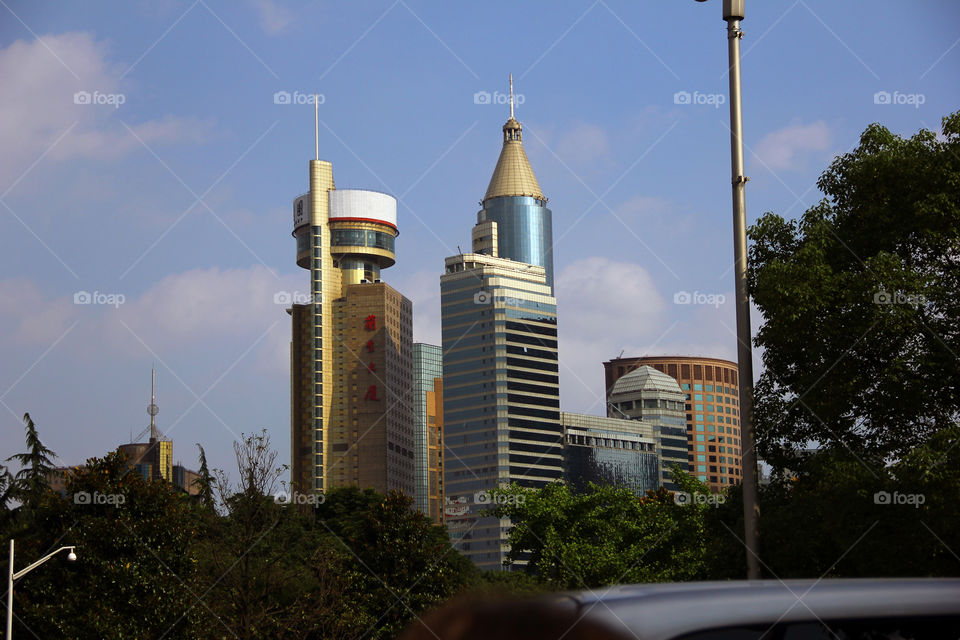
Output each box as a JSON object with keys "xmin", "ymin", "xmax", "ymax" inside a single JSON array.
[{"xmin": 1, "ymin": 1, "xmax": 957, "ymax": 480}]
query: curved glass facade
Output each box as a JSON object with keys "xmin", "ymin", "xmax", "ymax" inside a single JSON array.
[
  {"xmin": 479, "ymin": 196, "xmax": 554, "ymax": 290},
  {"xmin": 331, "ymin": 229, "xmax": 395, "ymax": 253}
]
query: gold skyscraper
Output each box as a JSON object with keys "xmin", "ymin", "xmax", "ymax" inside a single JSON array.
[{"xmin": 289, "ymin": 159, "xmax": 414, "ymax": 498}]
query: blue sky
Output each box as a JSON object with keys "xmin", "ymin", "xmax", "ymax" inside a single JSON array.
[{"xmin": 1, "ymin": 0, "xmax": 957, "ymax": 479}]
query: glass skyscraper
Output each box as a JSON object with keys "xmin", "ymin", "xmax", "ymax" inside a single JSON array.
[
  {"xmin": 441, "ymin": 252, "xmax": 560, "ymax": 570},
  {"xmin": 441, "ymin": 87, "xmax": 562, "ymax": 570},
  {"xmin": 474, "ymin": 99, "xmax": 554, "ymax": 291},
  {"xmin": 413, "ymin": 343, "xmax": 443, "ymax": 520}
]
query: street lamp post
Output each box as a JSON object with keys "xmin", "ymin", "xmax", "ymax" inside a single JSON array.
[
  {"xmin": 696, "ymin": 0, "xmax": 761, "ymax": 580},
  {"xmin": 6, "ymin": 539, "xmax": 77, "ymax": 639}
]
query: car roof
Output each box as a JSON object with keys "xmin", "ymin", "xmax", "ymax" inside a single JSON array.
[{"xmin": 551, "ymin": 579, "xmax": 960, "ymax": 640}]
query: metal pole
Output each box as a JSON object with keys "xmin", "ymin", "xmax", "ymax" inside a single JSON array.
[
  {"xmin": 724, "ymin": 4, "xmax": 761, "ymax": 579},
  {"xmin": 7, "ymin": 539, "xmax": 14, "ymax": 640}
]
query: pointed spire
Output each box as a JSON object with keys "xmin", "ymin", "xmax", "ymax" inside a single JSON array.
[
  {"xmin": 483, "ymin": 75, "xmax": 544, "ymax": 203},
  {"xmin": 148, "ymin": 367, "xmax": 160, "ymax": 441}
]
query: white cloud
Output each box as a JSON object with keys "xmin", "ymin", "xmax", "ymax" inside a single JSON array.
[
  {"xmin": 753, "ymin": 120, "xmax": 832, "ymax": 171},
  {"xmin": 555, "ymin": 123, "xmax": 612, "ymax": 169},
  {"xmin": 393, "ymin": 269, "xmax": 441, "ymax": 346},
  {"xmin": 0, "ymin": 32, "xmax": 209, "ymax": 192},
  {"xmin": 615, "ymin": 195, "xmax": 672, "ymax": 219},
  {"xmin": 556, "ymin": 257, "xmax": 666, "ymax": 413},
  {"xmin": 247, "ymin": 0, "xmax": 294, "ymax": 35},
  {"xmin": 0, "ymin": 266, "xmax": 300, "ymax": 369},
  {"xmin": 0, "ymin": 278, "xmax": 77, "ymax": 346}
]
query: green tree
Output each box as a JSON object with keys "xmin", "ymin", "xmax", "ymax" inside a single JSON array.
[
  {"xmin": 195, "ymin": 430, "xmax": 363, "ymax": 640},
  {"xmin": 702, "ymin": 441, "xmax": 960, "ymax": 580},
  {"xmin": 487, "ymin": 471, "xmax": 711, "ymax": 589},
  {"xmin": 5, "ymin": 413, "xmax": 57, "ymax": 507},
  {"xmin": 5, "ymin": 451, "xmax": 204, "ymax": 639},
  {"xmin": 316, "ymin": 486, "xmax": 477, "ymax": 640},
  {"xmin": 194, "ymin": 443, "xmax": 215, "ymax": 508},
  {"xmin": 748, "ymin": 111, "xmax": 960, "ymax": 471}
]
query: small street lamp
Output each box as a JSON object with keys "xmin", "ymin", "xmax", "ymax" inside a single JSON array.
[{"xmin": 6, "ymin": 539, "xmax": 77, "ymax": 639}]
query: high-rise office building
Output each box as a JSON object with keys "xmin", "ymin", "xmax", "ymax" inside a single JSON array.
[
  {"xmin": 441, "ymin": 89, "xmax": 560, "ymax": 570},
  {"xmin": 606, "ymin": 366, "xmax": 690, "ymax": 490},
  {"xmin": 289, "ymin": 157, "xmax": 414, "ymax": 498},
  {"xmin": 604, "ymin": 356, "xmax": 742, "ymax": 492},
  {"xmin": 413, "ymin": 343, "xmax": 445, "ymax": 524},
  {"xmin": 561, "ymin": 412, "xmax": 660, "ymax": 495}
]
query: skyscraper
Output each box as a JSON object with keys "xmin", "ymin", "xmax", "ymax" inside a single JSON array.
[
  {"xmin": 441, "ymin": 85, "xmax": 560, "ymax": 570},
  {"xmin": 413, "ymin": 343, "xmax": 445, "ymax": 523},
  {"xmin": 474, "ymin": 76, "xmax": 554, "ymax": 291},
  {"xmin": 289, "ymin": 156, "xmax": 414, "ymax": 498},
  {"xmin": 604, "ymin": 356, "xmax": 742, "ymax": 492}
]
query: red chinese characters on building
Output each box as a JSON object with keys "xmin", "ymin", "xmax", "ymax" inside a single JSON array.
[{"xmin": 362, "ymin": 315, "xmax": 378, "ymax": 401}]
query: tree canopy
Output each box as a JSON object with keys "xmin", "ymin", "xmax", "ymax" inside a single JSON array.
[{"xmin": 748, "ymin": 111, "xmax": 960, "ymax": 471}]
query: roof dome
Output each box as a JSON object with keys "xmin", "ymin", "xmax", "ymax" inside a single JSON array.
[
  {"xmin": 482, "ymin": 76, "xmax": 545, "ymax": 203},
  {"xmin": 610, "ymin": 365, "xmax": 683, "ymax": 397}
]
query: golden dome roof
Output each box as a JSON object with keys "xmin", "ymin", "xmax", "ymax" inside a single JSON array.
[{"xmin": 483, "ymin": 117, "xmax": 544, "ymax": 202}]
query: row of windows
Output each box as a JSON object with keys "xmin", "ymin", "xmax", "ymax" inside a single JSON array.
[
  {"xmin": 565, "ymin": 434, "xmax": 654, "ymax": 451},
  {"xmin": 681, "ymin": 383, "xmax": 736, "ymax": 394},
  {"xmin": 331, "ymin": 229, "xmax": 395, "ymax": 252},
  {"xmin": 613, "ymin": 399, "xmax": 684, "ymax": 411}
]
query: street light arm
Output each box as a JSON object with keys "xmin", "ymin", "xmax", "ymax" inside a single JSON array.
[{"xmin": 11, "ymin": 546, "xmax": 75, "ymax": 582}]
